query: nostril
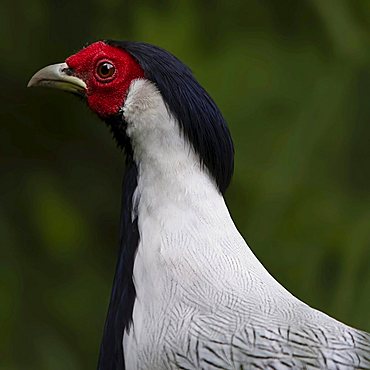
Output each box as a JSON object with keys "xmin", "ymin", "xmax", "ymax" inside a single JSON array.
[{"xmin": 62, "ymin": 67, "xmax": 74, "ymax": 76}]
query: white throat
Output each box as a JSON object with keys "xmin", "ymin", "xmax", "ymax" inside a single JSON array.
[{"xmin": 123, "ymin": 79, "xmax": 221, "ymax": 207}]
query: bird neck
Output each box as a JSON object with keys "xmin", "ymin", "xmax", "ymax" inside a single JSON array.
[{"xmin": 123, "ymin": 79, "xmax": 222, "ymax": 205}]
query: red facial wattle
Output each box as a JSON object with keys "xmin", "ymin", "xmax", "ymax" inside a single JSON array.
[{"xmin": 65, "ymin": 41, "xmax": 145, "ymax": 117}]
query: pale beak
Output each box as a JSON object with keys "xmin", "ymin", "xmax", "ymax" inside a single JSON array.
[{"xmin": 27, "ymin": 63, "xmax": 86, "ymax": 96}]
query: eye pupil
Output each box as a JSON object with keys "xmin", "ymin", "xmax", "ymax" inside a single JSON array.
[{"xmin": 97, "ymin": 62, "xmax": 115, "ymax": 79}]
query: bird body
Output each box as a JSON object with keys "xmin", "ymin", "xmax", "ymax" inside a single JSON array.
[
  {"xmin": 122, "ymin": 79, "xmax": 370, "ymax": 370},
  {"xmin": 28, "ymin": 41, "xmax": 370, "ymax": 369}
]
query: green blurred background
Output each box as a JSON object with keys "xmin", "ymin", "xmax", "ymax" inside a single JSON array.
[{"xmin": 1, "ymin": 0, "xmax": 370, "ymax": 369}]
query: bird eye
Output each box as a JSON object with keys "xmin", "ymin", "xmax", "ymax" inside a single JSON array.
[{"xmin": 96, "ymin": 62, "xmax": 115, "ymax": 80}]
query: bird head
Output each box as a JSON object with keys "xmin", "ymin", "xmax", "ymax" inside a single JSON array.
[
  {"xmin": 28, "ymin": 40, "xmax": 234, "ymax": 193},
  {"xmin": 28, "ymin": 41, "xmax": 144, "ymax": 118}
]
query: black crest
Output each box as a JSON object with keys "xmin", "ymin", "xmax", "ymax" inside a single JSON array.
[{"xmin": 106, "ymin": 40, "xmax": 234, "ymax": 194}]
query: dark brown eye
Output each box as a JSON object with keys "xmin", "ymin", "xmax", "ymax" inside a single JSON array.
[{"xmin": 96, "ymin": 62, "xmax": 115, "ymax": 79}]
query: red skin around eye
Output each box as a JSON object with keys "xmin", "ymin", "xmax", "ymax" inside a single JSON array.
[{"xmin": 66, "ymin": 41, "xmax": 145, "ymax": 118}]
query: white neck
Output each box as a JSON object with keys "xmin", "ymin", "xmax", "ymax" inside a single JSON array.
[
  {"xmin": 123, "ymin": 79, "xmax": 222, "ymax": 208},
  {"xmin": 122, "ymin": 78, "xmax": 237, "ymax": 286}
]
